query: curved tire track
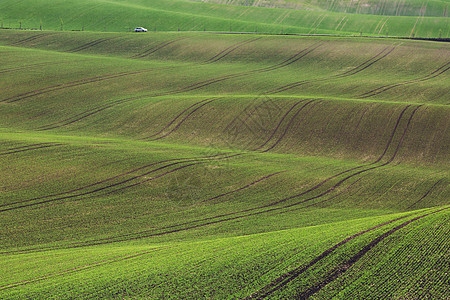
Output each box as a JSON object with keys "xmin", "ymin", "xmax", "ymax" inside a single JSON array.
[
  {"xmin": 260, "ymin": 100, "xmax": 316, "ymax": 153},
  {"xmin": 359, "ymin": 61, "xmax": 450, "ymax": 98},
  {"xmin": 407, "ymin": 179, "xmax": 446, "ymax": 209},
  {"xmin": 0, "ymin": 67, "xmax": 174, "ymax": 104},
  {"xmin": 0, "ymin": 153, "xmax": 242, "ymax": 213},
  {"xmin": 8, "ymin": 33, "xmax": 52, "ymax": 46},
  {"xmin": 0, "ymin": 143, "xmax": 63, "ymax": 156},
  {"xmin": 0, "ymin": 61, "xmax": 65, "ymax": 74},
  {"xmin": 252, "ymin": 100, "xmax": 307, "ymax": 151},
  {"xmin": 200, "ymin": 171, "xmax": 286, "ymax": 204},
  {"xmin": 204, "ymin": 37, "xmax": 262, "ymax": 64},
  {"xmin": 266, "ymin": 45, "xmax": 396, "ymax": 95},
  {"xmin": 130, "ymin": 37, "xmax": 189, "ymax": 59},
  {"xmin": 243, "ymin": 213, "xmax": 415, "ymax": 299},
  {"xmin": 144, "ymin": 97, "xmax": 220, "ymax": 141},
  {"xmin": 0, "ymin": 247, "xmax": 164, "ymax": 291},
  {"xmin": 64, "ymin": 37, "xmax": 117, "ymax": 53}
]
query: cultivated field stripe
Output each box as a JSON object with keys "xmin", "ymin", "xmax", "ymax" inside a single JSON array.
[
  {"xmin": 0, "ymin": 66, "xmax": 177, "ymax": 104},
  {"xmin": 0, "ymin": 61, "xmax": 65, "ymax": 74},
  {"xmin": 0, "ymin": 152, "xmax": 231, "ymax": 208},
  {"xmin": 7, "ymin": 33, "xmax": 54, "ymax": 46}
]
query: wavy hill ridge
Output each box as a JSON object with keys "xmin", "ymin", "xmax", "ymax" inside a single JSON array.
[{"xmin": 0, "ymin": 29, "xmax": 449, "ymax": 299}]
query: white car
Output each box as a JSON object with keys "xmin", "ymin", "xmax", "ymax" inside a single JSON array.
[{"xmin": 134, "ymin": 27, "xmax": 148, "ymax": 32}]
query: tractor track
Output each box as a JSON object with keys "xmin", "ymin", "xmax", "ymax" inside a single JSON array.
[
  {"xmin": 224, "ymin": 45, "xmax": 397, "ymax": 146},
  {"xmin": 295, "ymin": 207, "xmax": 450, "ymax": 299},
  {"xmin": 144, "ymin": 97, "xmax": 220, "ymax": 140},
  {"xmin": 200, "ymin": 171, "xmax": 285, "ymax": 203},
  {"xmin": 162, "ymin": 40, "xmax": 326, "ymax": 95},
  {"xmin": 265, "ymin": 45, "xmax": 396, "ymax": 95},
  {"xmin": 0, "ymin": 143, "xmax": 63, "ymax": 156},
  {"xmin": 143, "ymin": 98, "xmax": 213, "ymax": 139},
  {"xmin": 0, "ymin": 61, "xmax": 65, "ymax": 74},
  {"xmin": 260, "ymin": 100, "xmax": 316, "ymax": 153},
  {"xmin": 0, "ymin": 247, "xmax": 165, "ymax": 291},
  {"xmin": 359, "ymin": 61, "xmax": 450, "ymax": 98},
  {"xmin": 0, "ymin": 153, "xmax": 242, "ymax": 213},
  {"xmin": 130, "ymin": 37, "xmax": 189, "ymax": 59},
  {"xmin": 277, "ymin": 176, "xmax": 366, "ymax": 215},
  {"xmin": 407, "ymin": 179, "xmax": 446, "ymax": 209},
  {"xmin": 8, "ymin": 33, "xmax": 53, "ymax": 46},
  {"xmin": 252, "ymin": 100, "xmax": 307, "ymax": 151},
  {"xmin": 1, "ymin": 67, "xmax": 175, "ymax": 104},
  {"xmin": 243, "ymin": 213, "xmax": 416, "ymax": 299},
  {"xmin": 0, "ymin": 152, "xmax": 231, "ymax": 209},
  {"xmin": 64, "ymin": 37, "xmax": 117, "ymax": 53},
  {"xmin": 1, "ymin": 37, "xmax": 260, "ymax": 104},
  {"xmin": 38, "ymin": 96, "xmax": 219, "ymax": 132},
  {"xmin": 204, "ymin": 37, "xmax": 262, "ymax": 64}
]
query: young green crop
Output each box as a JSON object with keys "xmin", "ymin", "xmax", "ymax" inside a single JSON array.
[{"xmin": 0, "ymin": 30, "xmax": 448, "ymax": 298}]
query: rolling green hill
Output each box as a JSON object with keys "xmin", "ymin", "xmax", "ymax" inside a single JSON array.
[
  {"xmin": 0, "ymin": 0, "xmax": 449, "ymax": 37},
  {"xmin": 0, "ymin": 26, "xmax": 449, "ymax": 300},
  {"xmin": 191, "ymin": 0, "xmax": 450, "ymax": 17}
]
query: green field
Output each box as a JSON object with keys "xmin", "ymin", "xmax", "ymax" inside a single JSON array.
[
  {"xmin": 193, "ymin": 0, "xmax": 450, "ymax": 17},
  {"xmin": 0, "ymin": 1, "xmax": 449, "ymax": 298},
  {"xmin": 0, "ymin": 0, "xmax": 449, "ymax": 38}
]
